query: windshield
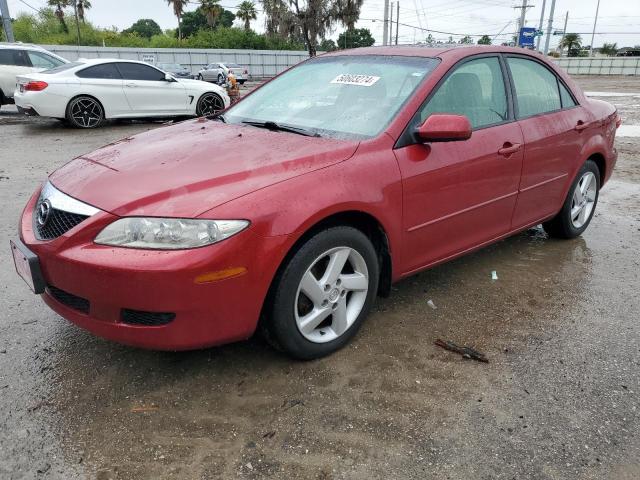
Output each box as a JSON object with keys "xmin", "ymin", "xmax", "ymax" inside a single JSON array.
[{"xmin": 224, "ymin": 55, "xmax": 439, "ymax": 140}]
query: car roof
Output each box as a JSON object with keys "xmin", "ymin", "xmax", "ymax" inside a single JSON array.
[
  {"xmin": 75, "ymin": 58, "xmax": 161, "ymax": 67},
  {"xmin": 0, "ymin": 42, "xmax": 51, "ymax": 51}
]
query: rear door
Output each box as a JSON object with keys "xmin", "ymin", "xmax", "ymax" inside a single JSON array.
[
  {"xmin": 0, "ymin": 49, "xmax": 31, "ymax": 99},
  {"xmin": 505, "ymin": 55, "xmax": 591, "ymax": 228},
  {"xmin": 75, "ymin": 63, "xmax": 129, "ymax": 116},
  {"xmin": 116, "ymin": 62, "xmax": 187, "ymax": 115},
  {"xmin": 394, "ymin": 55, "xmax": 524, "ymax": 274}
]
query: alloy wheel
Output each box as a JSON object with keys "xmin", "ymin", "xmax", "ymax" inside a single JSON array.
[
  {"xmin": 570, "ymin": 171, "xmax": 597, "ymax": 229},
  {"xmin": 69, "ymin": 97, "xmax": 103, "ymax": 128},
  {"xmin": 196, "ymin": 94, "xmax": 224, "ymax": 116},
  {"xmin": 294, "ymin": 247, "xmax": 369, "ymax": 343}
]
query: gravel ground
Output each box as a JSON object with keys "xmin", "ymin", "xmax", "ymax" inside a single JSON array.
[{"xmin": 0, "ymin": 76, "xmax": 639, "ymax": 480}]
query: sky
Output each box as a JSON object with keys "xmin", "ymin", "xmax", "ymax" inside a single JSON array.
[{"xmin": 6, "ymin": 0, "xmax": 640, "ymax": 49}]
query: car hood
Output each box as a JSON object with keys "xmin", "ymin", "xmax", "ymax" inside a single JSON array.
[{"xmin": 49, "ymin": 120, "xmax": 359, "ymax": 218}]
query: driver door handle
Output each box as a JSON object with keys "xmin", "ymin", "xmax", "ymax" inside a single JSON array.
[
  {"xmin": 498, "ymin": 142, "xmax": 521, "ymax": 157},
  {"xmin": 125, "ymin": 83, "xmax": 137, "ymax": 88},
  {"xmin": 575, "ymin": 120, "xmax": 590, "ymax": 131}
]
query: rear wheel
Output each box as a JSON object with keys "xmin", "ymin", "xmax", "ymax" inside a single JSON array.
[
  {"xmin": 195, "ymin": 93, "xmax": 224, "ymax": 116},
  {"xmin": 543, "ymin": 159, "xmax": 600, "ymax": 239},
  {"xmin": 65, "ymin": 96, "xmax": 104, "ymax": 129},
  {"xmin": 263, "ymin": 226, "xmax": 379, "ymax": 360}
]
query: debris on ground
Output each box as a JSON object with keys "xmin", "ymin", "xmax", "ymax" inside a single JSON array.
[
  {"xmin": 427, "ymin": 299, "xmax": 437, "ymax": 309},
  {"xmin": 263, "ymin": 431, "xmax": 276, "ymax": 439},
  {"xmin": 434, "ymin": 339, "xmax": 489, "ymax": 363},
  {"xmin": 491, "ymin": 270, "xmax": 498, "ymax": 280},
  {"xmin": 131, "ymin": 405, "xmax": 159, "ymax": 413}
]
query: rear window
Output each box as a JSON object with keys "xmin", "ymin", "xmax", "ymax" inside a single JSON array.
[
  {"xmin": 41, "ymin": 62, "xmax": 83, "ymax": 74},
  {"xmin": 76, "ymin": 63, "xmax": 122, "ymax": 79},
  {"xmin": 225, "ymin": 63, "xmax": 241, "ymax": 68}
]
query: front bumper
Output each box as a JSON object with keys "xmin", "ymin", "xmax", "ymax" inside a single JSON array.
[{"xmin": 19, "ymin": 188, "xmax": 290, "ymax": 350}]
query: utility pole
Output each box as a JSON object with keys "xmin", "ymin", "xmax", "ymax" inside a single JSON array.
[
  {"xmin": 543, "ymin": 0, "xmax": 556, "ymax": 55},
  {"xmin": 395, "ymin": 2, "xmax": 400, "ymax": 45},
  {"xmin": 536, "ymin": 0, "xmax": 546, "ymax": 51},
  {"xmin": 590, "ymin": 0, "xmax": 601, "ymax": 56},
  {"xmin": 383, "ymin": 0, "xmax": 389, "ymax": 46},
  {"xmin": 515, "ymin": 0, "xmax": 528, "ymax": 47},
  {"xmin": 73, "ymin": 1, "xmax": 81, "ymax": 46},
  {"xmin": 560, "ymin": 11, "xmax": 568, "ymax": 56},
  {"xmin": 389, "ymin": 2, "xmax": 394, "ymax": 46},
  {"xmin": 0, "ymin": 0, "xmax": 15, "ymax": 43}
]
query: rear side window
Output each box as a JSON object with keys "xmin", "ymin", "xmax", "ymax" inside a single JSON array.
[
  {"xmin": 27, "ymin": 51, "xmax": 65, "ymax": 69},
  {"xmin": 559, "ymin": 82, "xmax": 577, "ymax": 108},
  {"xmin": 420, "ymin": 56, "xmax": 508, "ymax": 129},
  {"xmin": 117, "ymin": 63, "xmax": 165, "ymax": 81},
  {"xmin": 76, "ymin": 63, "xmax": 122, "ymax": 79},
  {"xmin": 507, "ymin": 57, "xmax": 561, "ymax": 117},
  {"xmin": 0, "ymin": 49, "xmax": 29, "ymax": 66}
]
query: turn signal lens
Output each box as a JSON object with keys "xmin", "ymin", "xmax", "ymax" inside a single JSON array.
[{"xmin": 24, "ymin": 81, "xmax": 49, "ymax": 92}]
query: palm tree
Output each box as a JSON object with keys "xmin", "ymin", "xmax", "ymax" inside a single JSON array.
[
  {"xmin": 599, "ymin": 42, "xmax": 618, "ymax": 57},
  {"xmin": 559, "ymin": 33, "xmax": 582, "ymax": 57},
  {"xmin": 338, "ymin": 0, "xmax": 363, "ymax": 31},
  {"xmin": 76, "ymin": 0, "xmax": 91, "ymax": 23},
  {"xmin": 236, "ymin": 1, "xmax": 257, "ymax": 31},
  {"xmin": 200, "ymin": 0, "xmax": 222, "ymax": 29},
  {"xmin": 166, "ymin": 0, "xmax": 189, "ymax": 40},
  {"xmin": 47, "ymin": 0, "xmax": 71, "ymax": 33}
]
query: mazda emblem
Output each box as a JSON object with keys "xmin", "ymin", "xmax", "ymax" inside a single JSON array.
[{"xmin": 37, "ymin": 199, "xmax": 52, "ymax": 226}]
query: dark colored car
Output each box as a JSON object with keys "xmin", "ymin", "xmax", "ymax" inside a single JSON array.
[{"xmin": 156, "ymin": 62, "xmax": 193, "ymax": 78}]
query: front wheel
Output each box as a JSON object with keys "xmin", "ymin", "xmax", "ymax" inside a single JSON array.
[
  {"xmin": 543, "ymin": 159, "xmax": 600, "ymax": 239},
  {"xmin": 263, "ymin": 226, "xmax": 379, "ymax": 360},
  {"xmin": 195, "ymin": 93, "xmax": 224, "ymax": 116},
  {"xmin": 197, "ymin": 74, "xmax": 203, "ymax": 81},
  {"xmin": 65, "ymin": 96, "xmax": 104, "ymax": 129}
]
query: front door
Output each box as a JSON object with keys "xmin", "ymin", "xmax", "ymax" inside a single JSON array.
[
  {"xmin": 117, "ymin": 62, "xmax": 187, "ymax": 115},
  {"xmin": 394, "ymin": 55, "xmax": 523, "ymax": 274}
]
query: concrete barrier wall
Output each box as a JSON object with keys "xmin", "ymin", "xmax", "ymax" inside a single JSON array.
[
  {"xmin": 553, "ymin": 56, "xmax": 640, "ymax": 75},
  {"xmin": 40, "ymin": 45, "xmax": 312, "ymax": 78}
]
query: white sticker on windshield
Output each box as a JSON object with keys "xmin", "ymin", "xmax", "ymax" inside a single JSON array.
[{"xmin": 331, "ymin": 74, "xmax": 381, "ymax": 87}]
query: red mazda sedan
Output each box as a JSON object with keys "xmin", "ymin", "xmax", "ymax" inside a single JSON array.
[{"xmin": 12, "ymin": 46, "xmax": 619, "ymax": 359}]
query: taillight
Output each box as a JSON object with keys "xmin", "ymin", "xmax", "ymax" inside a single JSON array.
[{"xmin": 24, "ymin": 81, "xmax": 48, "ymax": 92}]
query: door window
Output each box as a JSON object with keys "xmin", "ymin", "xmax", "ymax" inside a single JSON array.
[
  {"xmin": 116, "ymin": 63, "xmax": 165, "ymax": 81},
  {"xmin": 0, "ymin": 49, "xmax": 29, "ymax": 66},
  {"xmin": 76, "ymin": 63, "xmax": 122, "ymax": 79},
  {"xmin": 419, "ymin": 56, "xmax": 508, "ymax": 129},
  {"xmin": 27, "ymin": 51, "xmax": 65, "ymax": 69},
  {"xmin": 507, "ymin": 57, "xmax": 562, "ymax": 117}
]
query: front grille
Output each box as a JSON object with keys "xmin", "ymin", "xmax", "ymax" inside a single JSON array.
[
  {"xmin": 47, "ymin": 285, "xmax": 90, "ymax": 314},
  {"xmin": 121, "ymin": 309, "xmax": 176, "ymax": 326},
  {"xmin": 35, "ymin": 208, "xmax": 89, "ymax": 240}
]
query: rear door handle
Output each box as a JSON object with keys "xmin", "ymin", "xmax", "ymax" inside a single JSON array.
[
  {"xmin": 575, "ymin": 120, "xmax": 590, "ymax": 131},
  {"xmin": 125, "ymin": 83, "xmax": 137, "ymax": 88},
  {"xmin": 498, "ymin": 142, "xmax": 521, "ymax": 156}
]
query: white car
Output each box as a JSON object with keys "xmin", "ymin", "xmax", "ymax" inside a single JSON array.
[
  {"xmin": 197, "ymin": 62, "xmax": 249, "ymax": 85},
  {"xmin": 14, "ymin": 58, "xmax": 230, "ymax": 128},
  {"xmin": 0, "ymin": 43, "xmax": 68, "ymax": 106}
]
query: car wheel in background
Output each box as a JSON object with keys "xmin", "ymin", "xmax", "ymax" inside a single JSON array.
[
  {"xmin": 197, "ymin": 74, "xmax": 204, "ymax": 81},
  {"xmin": 195, "ymin": 93, "xmax": 225, "ymax": 116},
  {"xmin": 543, "ymin": 159, "xmax": 600, "ymax": 239},
  {"xmin": 65, "ymin": 96, "xmax": 105, "ymax": 129},
  {"xmin": 262, "ymin": 226, "xmax": 379, "ymax": 360}
]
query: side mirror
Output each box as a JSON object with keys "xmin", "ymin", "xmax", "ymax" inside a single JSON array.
[
  {"xmin": 415, "ymin": 114, "xmax": 472, "ymax": 143},
  {"xmin": 164, "ymin": 73, "xmax": 177, "ymax": 82}
]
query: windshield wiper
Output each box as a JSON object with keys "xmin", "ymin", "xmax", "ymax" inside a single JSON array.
[{"xmin": 242, "ymin": 120, "xmax": 320, "ymax": 137}]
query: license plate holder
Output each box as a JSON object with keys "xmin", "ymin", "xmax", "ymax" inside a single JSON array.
[{"xmin": 10, "ymin": 239, "xmax": 45, "ymax": 294}]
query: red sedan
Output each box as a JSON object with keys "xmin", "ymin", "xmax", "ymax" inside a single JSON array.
[{"xmin": 11, "ymin": 46, "xmax": 619, "ymax": 359}]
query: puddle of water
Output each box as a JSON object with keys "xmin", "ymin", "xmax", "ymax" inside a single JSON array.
[
  {"xmin": 585, "ymin": 91, "xmax": 640, "ymax": 98},
  {"xmin": 617, "ymin": 125, "xmax": 640, "ymax": 137}
]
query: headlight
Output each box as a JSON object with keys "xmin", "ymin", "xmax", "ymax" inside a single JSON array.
[{"xmin": 95, "ymin": 218, "xmax": 249, "ymax": 249}]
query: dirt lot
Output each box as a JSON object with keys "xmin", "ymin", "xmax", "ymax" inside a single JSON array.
[{"xmin": 0, "ymin": 76, "xmax": 639, "ymax": 480}]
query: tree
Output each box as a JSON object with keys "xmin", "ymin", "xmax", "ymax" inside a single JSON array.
[
  {"xmin": 337, "ymin": 0, "xmax": 363, "ymax": 31},
  {"xmin": 477, "ymin": 34, "xmax": 491, "ymax": 45},
  {"xmin": 319, "ymin": 38, "xmax": 337, "ymax": 51},
  {"xmin": 559, "ymin": 33, "xmax": 581, "ymax": 57},
  {"xmin": 180, "ymin": 8, "xmax": 234, "ymax": 37},
  {"xmin": 236, "ymin": 1, "xmax": 258, "ymax": 31},
  {"xmin": 47, "ymin": 0, "xmax": 71, "ymax": 33},
  {"xmin": 166, "ymin": 0, "xmax": 189, "ymax": 40},
  {"xmin": 337, "ymin": 27, "xmax": 374, "ymax": 49},
  {"xmin": 600, "ymin": 42, "xmax": 618, "ymax": 56},
  {"xmin": 425, "ymin": 33, "xmax": 435, "ymax": 45},
  {"xmin": 458, "ymin": 35, "xmax": 473, "ymax": 44},
  {"xmin": 123, "ymin": 19, "xmax": 163, "ymax": 39},
  {"xmin": 76, "ymin": 0, "xmax": 91, "ymax": 23},
  {"xmin": 200, "ymin": 0, "xmax": 222, "ymax": 29}
]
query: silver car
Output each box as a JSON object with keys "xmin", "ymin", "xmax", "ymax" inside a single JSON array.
[{"xmin": 197, "ymin": 62, "xmax": 249, "ymax": 85}]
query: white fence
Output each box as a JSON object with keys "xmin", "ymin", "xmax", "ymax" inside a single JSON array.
[
  {"xmin": 41, "ymin": 45, "xmax": 312, "ymax": 78},
  {"xmin": 553, "ymin": 56, "xmax": 640, "ymax": 75}
]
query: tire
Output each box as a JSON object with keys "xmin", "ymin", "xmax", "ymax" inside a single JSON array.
[
  {"xmin": 195, "ymin": 93, "xmax": 225, "ymax": 117},
  {"xmin": 65, "ymin": 95, "xmax": 104, "ymax": 129},
  {"xmin": 217, "ymin": 73, "xmax": 224, "ymax": 84},
  {"xmin": 543, "ymin": 159, "xmax": 600, "ymax": 239},
  {"xmin": 197, "ymin": 74, "xmax": 203, "ymax": 81},
  {"xmin": 239, "ymin": 80, "xmax": 246, "ymax": 85},
  {"xmin": 263, "ymin": 226, "xmax": 379, "ymax": 360}
]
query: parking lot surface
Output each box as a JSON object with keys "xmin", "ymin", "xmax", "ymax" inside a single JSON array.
[{"xmin": 1, "ymin": 76, "xmax": 639, "ymax": 479}]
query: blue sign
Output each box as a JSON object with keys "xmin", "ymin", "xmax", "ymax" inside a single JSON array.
[{"xmin": 518, "ymin": 27, "xmax": 536, "ymax": 47}]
